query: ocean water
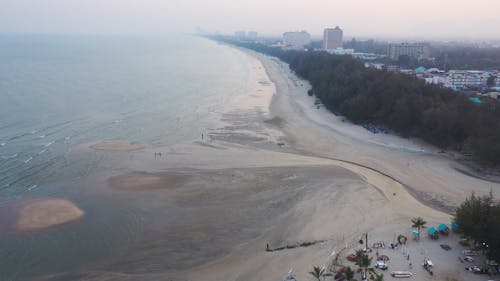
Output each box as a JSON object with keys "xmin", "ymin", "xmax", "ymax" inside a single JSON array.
[{"xmin": 0, "ymin": 34, "xmax": 254, "ymax": 280}]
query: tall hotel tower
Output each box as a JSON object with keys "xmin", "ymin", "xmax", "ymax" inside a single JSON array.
[{"xmin": 323, "ymin": 26, "xmax": 343, "ymax": 49}]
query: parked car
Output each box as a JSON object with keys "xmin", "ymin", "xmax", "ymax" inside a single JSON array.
[
  {"xmin": 464, "ymin": 256, "xmax": 474, "ymax": 262},
  {"xmin": 375, "ymin": 261, "xmax": 388, "ymax": 270},
  {"xmin": 462, "ymin": 250, "xmax": 478, "ymax": 256}
]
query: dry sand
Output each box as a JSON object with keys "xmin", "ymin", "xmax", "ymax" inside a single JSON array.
[
  {"xmin": 16, "ymin": 198, "xmax": 84, "ymax": 231},
  {"xmin": 90, "ymin": 141, "xmax": 143, "ymax": 151}
]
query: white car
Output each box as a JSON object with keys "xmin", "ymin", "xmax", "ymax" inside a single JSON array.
[
  {"xmin": 464, "ymin": 256, "xmax": 474, "ymax": 262},
  {"xmin": 375, "ymin": 261, "xmax": 388, "ymax": 270}
]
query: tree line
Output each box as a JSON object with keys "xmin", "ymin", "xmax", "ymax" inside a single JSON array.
[
  {"xmin": 455, "ymin": 192, "xmax": 500, "ymax": 262},
  {"xmin": 214, "ymin": 37, "xmax": 500, "ymax": 166}
]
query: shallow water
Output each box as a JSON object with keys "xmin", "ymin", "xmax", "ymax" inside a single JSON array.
[{"xmin": 0, "ymin": 34, "xmax": 255, "ymax": 280}]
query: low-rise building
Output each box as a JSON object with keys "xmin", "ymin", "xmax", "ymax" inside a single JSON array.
[{"xmin": 325, "ymin": 48, "xmax": 354, "ymax": 55}]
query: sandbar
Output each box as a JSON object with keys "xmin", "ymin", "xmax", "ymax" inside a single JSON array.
[
  {"xmin": 90, "ymin": 141, "xmax": 143, "ymax": 151},
  {"xmin": 16, "ymin": 198, "xmax": 84, "ymax": 231}
]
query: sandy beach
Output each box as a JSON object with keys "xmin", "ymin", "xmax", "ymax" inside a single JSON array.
[
  {"xmin": 16, "ymin": 198, "xmax": 84, "ymax": 231},
  {"xmin": 33, "ymin": 45, "xmax": 500, "ymax": 281}
]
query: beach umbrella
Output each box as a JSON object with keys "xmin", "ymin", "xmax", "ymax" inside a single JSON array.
[
  {"xmin": 412, "ymin": 230, "xmax": 420, "ymax": 237},
  {"xmin": 428, "ymin": 227, "xmax": 437, "ymax": 235},
  {"xmin": 451, "ymin": 221, "xmax": 458, "ymax": 230},
  {"xmin": 438, "ymin": 224, "xmax": 448, "ymax": 231}
]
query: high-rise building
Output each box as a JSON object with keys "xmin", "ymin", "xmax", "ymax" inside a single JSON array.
[
  {"xmin": 234, "ymin": 31, "xmax": 246, "ymax": 39},
  {"xmin": 247, "ymin": 31, "xmax": 258, "ymax": 40},
  {"xmin": 323, "ymin": 26, "xmax": 343, "ymax": 50},
  {"xmin": 387, "ymin": 43, "xmax": 427, "ymax": 60},
  {"xmin": 282, "ymin": 31, "xmax": 311, "ymax": 48}
]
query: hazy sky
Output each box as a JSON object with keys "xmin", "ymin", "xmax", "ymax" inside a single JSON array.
[{"xmin": 1, "ymin": 0, "xmax": 499, "ymax": 39}]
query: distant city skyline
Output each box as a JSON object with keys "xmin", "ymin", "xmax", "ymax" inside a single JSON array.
[{"xmin": 1, "ymin": 0, "xmax": 500, "ymax": 40}]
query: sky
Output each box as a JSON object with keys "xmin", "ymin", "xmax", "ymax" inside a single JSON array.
[{"xmin": 1, "ymin": 0, "xmax": 499, "ymax": 40}]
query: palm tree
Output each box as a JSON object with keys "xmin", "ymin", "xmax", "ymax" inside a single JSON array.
[
  {"xmin": 411, "ymin": 217, "xmax": 427, "ymax": 240},
  {"xmin": 309, "ymin": 265, "xmax": 325, "ymax": 281},
  {"xmin": 345, "ymin": 266, "xmax": 357, "ymax": 281},
  {"xmin": 369, "ymin": 272, "xmax": 384, "ymax": 281},
  {"xmin": 355, "ymin": 250, "xmax": 373, "ymax": 281}
]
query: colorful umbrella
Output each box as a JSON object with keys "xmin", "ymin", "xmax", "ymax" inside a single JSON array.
[
  {"xmin": 438, "ymin": 224, "xmax": 448, "ymax": 231},
  {"xmin": 428, "ymin": 227, "xmax": 437, "ymax": 235}
]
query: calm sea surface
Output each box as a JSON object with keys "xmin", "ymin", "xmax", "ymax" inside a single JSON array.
[{"xmin": 0, "ymin": 34, "xmax": 254, "ymax": 280}]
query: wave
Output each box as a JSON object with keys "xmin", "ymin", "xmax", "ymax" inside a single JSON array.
[
  {"xmin": 1, "ymin": 153, "xmax": 18, "ymax": 160},
  {"xmin": 27, "ymin": 184, "xmax": 38, "ymax": 191},
  {"xmin": 38, "ymin": 149, "xmax": 47, "ymax": 155},
  {"xmin": 0, "ymin": 143, "xmax": 5, "ymax": 147},
  {"xmin": 45, "ymin": 141, "xmax": 54, "ymax": 147},
  {"xmin": 24, "ymin": 157, "xmax": 33, "ymax": 163}
]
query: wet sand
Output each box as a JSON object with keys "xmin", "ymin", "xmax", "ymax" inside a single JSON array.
[
  {"xmin": 90, "ymin": 141, "xmax": 143, "ymax": 151},
  {"xmin": 16, "ymin": 199, "xmax": 84, "ymax": 231}
]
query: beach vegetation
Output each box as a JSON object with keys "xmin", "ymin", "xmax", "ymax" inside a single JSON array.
[
  {"xmin": 354, "ymin": 250, "xmax": 374, "ymax": 281},
  {"xmin": 369, "ymin": 272, "xmax": 384, "ymax": 281},
  {"xmin": 411, "ymin": 216, "xmax": 427, "ymax": 240},
  {"xmin": 345, "ymin": 266, "xmax": 357, "ymax": 281},
  {"xmin": 309, "ymin": 265, "xmax": 325, "ymax": 281},
  {"xmin": 454, "ymin": 192, "xmax": 500, "ymax": 262}
]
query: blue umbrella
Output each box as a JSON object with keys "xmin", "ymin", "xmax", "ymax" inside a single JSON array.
[
  {"xmin": 412, "ymin": 230, "xmax": 420, "ymax": 237},
  {"xmin": 428, "ymin": 227, "xmax": 437, "ymax": 235},
  {"xmin": 438, "ymin": 224, "xmax": 448, "ymax": 231},
  {"xmin": 451, "ymin": 222, "xmax": 458, "ymax": 230}
]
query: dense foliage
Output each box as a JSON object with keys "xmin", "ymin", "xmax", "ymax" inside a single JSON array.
[
  {"xmin": 430, "ymin": 45, "xmax": 500, "ymax": 70},
  {"xmin": 455, "ymin": 193, "xmax": 500, "ymax": 262},
  {"xmin": 216, "ymin": 37, "xmax": 500, "ymax": 166},
  {"xmin": 343, "ymin": 38, "xmax": 388, "ymax": 55}
]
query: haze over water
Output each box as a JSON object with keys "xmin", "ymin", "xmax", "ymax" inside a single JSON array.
[{"xmin": 0, "ymin": 35, "xmax": 254, "ymax": 280}]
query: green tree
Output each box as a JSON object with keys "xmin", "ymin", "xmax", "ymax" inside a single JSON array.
[
  {"xmin": 370, "ymin": 272, "xmax": 384, "ymax": 281},
  {"xmin": 411, "ymin": 217, "xmax": 427, "ymax": 240},
  {"xmin": 345, "ymin": 266, "xmax": 357, "ymax": 281},
  {"xmin": 355, "ymin": 250, "xmax": 373, "ymax": 281},
  {"xmin": 309, "ymin": 265, "xmax": 325, "ymax": 281},
  {"xmin": 454, "ymin": 192, "xmax": 500, "ymax": 261}
]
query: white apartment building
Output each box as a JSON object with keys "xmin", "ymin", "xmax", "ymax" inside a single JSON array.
[
  {"xmin": 282, "ymin": 31, "xmax": 311, "ymax": 48},
  {"xmin": 387, "ymin": 43, "xmax": 427, "ymax": 60},
  {"xmin": 445, "ymin": 70, "xmax": 492, "ymax": 90}
]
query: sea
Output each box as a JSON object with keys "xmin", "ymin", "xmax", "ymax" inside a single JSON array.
[{"xmin": 0, "ymin": 34, "xmax": 254, "ymax": 280}]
